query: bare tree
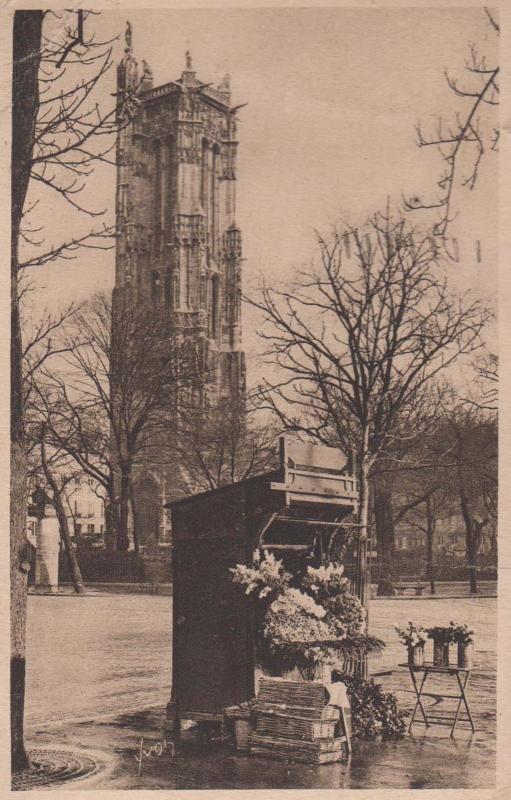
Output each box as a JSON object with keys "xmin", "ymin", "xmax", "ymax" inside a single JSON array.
[
  {"xmin": 401, "ymin": 484, "xmax": 455, "ymax": 595},
  {"xmin": 441, "ymin": 403, "xmax": 497, "ymax": 593},
  {"xmin": 370, "ymin": 390, "xmax": 444, "ymax": 594},
  {"xmin": 404, "ymin": 8, "xmax": 499, "ymax": 254},
  {"xmin": 20, "ymin": 302, "xmax": 87, "ymax": 594},
  {"xmin": 29, "ymin": 424, "xmax": 86, "ymax": 594},
  {"xmin": 463, "ymin": 352, "xmax": 498, "ymax": 411},
  {"xmin": 11, "ymin": 12, "xmax": 44, "ymax": 771},
  {"xmin": 32, "ymin": 377, "xmax": 117, "ymax": 546},
  {"xmin": 11, "ymin": 10, "xmax": 137, "ymax": 771},
  {"xmin": 19, "ymin": 12, "xmax": 134, "ymax": 268},
  {"xmin": 249, "ymin": 211, "xmax": 489, "ymax": 610},
  {"xmin": 175, "ymin": 396, "xmax": 278, "ymax": 493},
  {"xmin": 41, "ymin": 291, "xmax": 201, "ymax": 551}
]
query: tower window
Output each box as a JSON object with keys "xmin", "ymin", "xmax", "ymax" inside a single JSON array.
[
  {"xmin": 119, "ymin": 184, "xmax": 128, "ymax": 217},
  {"xmin": 183, "ymin": 247, "xmax": 191, "ymax": 309},
  {"xmin": 210, "ymin": 147, "xmax": 218, "ymax": 257},
  {"xmin": 154, "ymin": 140, "xmax": 164, "ymax": 253},
  {"xmin": 210, "ymin": 275, "xmax": 219, "ymax": 338},
  {"xmin": 164, "ymin": 272, "xmax": 172, "ymax": 306},
  {"xmin": 151, "ymin": 271, "xmax": 160, "ymax": 301},
  {"xmin": 172, "ymin": 272, "xmax": 179, "ymax": 310},
  {"xmin": 201, "ymin": 140, "xmax": 209, "ymax": 214}
]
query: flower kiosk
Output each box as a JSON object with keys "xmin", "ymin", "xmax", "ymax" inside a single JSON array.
[{"xmin": 165, "ymin": 437, "xmax": 362, "ymax": 752}]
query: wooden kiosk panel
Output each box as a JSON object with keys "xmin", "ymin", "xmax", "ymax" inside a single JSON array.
[
  {"xmin": 170, "ymin": 472, "xmax": 283, "ymax": 721},
  {"xmin": 173, "ymin": 538, "xmax": 253, "ymax": 716},
  {"xmin": 167, "ymin": 439, "xmax": 359, "ymax": 725}
]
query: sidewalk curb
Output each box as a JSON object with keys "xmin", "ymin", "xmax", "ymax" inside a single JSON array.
[
  {"xmin": 371, "ymin": 594, "xmax": 497, "ymax": 600},
  {"xmin": 29, "ymin": 583, "xmax": 173, "ymax": 596}
]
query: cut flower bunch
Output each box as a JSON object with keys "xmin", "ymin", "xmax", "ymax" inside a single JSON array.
[
  {"xmin": 395, "ymin": 622, "xmax": 427, "ymax": 648},
  {"xmin": 231, "ymin": 551, "xmax": 383, "ymax": 676},
  {"xmin": 448, "ymin": 622, "xmax": 474, "ymax": 645}
]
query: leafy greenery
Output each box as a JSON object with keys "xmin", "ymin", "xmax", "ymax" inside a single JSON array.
[
  {"xmin": 426, "ymin": 625, "xmax": 457, "ymax": 645},
  {"xmin": 448, "ymin": 622, "xmax": 474, "ymax": 645},
  {"xmin": 334, "ymin": 672, "xmax": 407, "ymax": 740}
]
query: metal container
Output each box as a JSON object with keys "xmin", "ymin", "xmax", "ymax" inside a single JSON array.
[
  {"xmin": 433, "ymin": 641, "xmax": 450, "ymax": 668},
  {"xmin": 457, "ymin": 641, "xmax": 474, "ymax": 669},
  {"xmin": 408, "ymin": 644, "xmax": 425, "ymax": 667}
]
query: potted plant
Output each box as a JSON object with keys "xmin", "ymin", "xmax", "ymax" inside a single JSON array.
[
  {"xmin": 449, "ymin": 622, "xmax": 475, "ymax": 669},
  {"xmin": 426, "ymin": 626, "xmax": 454, "ymax": 667},
  {"xmin": 395, "ymin": 622, "xmax": 427, "ymax": 666}
]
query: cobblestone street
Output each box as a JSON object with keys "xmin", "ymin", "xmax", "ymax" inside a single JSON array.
[{"xmin": 24, "ymin": 586, "xmax": 496, "ymax": 789}]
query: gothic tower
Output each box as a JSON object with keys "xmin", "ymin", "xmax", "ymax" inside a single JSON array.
[{"xmin": 115, "ymin": 24, "xmax": 246, "ymax": 546}]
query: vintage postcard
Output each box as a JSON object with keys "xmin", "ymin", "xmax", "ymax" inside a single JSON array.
[{"xmin": 2, "ymin": 1, "xmax": 509, "ymax": 797}]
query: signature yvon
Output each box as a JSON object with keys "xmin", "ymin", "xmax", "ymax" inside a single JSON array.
[{"xmin": 135, "ymin": 735, "xmax": 175, "ymax": 776}]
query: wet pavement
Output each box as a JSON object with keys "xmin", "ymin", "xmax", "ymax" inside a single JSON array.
[{"xmin": 24, "ymin": 586, "xmax": 496, "ymax": 789}]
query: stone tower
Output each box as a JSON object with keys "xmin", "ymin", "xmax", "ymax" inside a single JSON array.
[{"xmin": 115, "ymin": 24, "xmax": 245, "ymax": 547}]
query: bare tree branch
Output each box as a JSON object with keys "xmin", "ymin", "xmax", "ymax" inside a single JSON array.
[{"xmin": 404, "ymin": 10, "xmax": 499, "ymax": 253}]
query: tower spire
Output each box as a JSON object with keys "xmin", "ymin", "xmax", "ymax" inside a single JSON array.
[
  {"xmin": 125, "ymin": 20, "xmax": 133, "ymax": 53},
  {"xmin": 181, "ymin": 45, "xmax": 196, "ymax": 86}
]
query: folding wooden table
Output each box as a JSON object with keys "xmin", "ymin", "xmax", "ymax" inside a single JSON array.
[{"xmin": 400, "ymin": 663, "xmax": 476, "ymax": 737}]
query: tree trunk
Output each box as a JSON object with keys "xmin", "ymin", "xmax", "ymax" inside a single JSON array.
[
  {"xmin": 11, "ymin": 442, "xmax": 31, "ymax": 773},
  {"xmin": 104, "ymin": 476, "xmax": 119, "ymax": 551},
  {"xmin": 467, "ymin": 539, "xmax": 478, "ymax": 594},
  {"xmin": 72, "ymin": 519, "xmax": 84, "ymax": 549},
  {"xmin": 105, "ymin": 500, "xmax": 118, "ymax": 551},
  {"xmin": 11, "ymin": 275, "xmax": 30, "ymax": 771},
  {"xmin": 374, "ymin": 484, "xmax": 395, "ymax": 595},
  {"xmin": 40, "ymin": 438, "xmax": 86, "ymax": 594},
  {"xmin": 425, "ymin": 497, "xmax": 436, "ymax": 595},
  {"xmin": 129, "ymin": 480, "xmax": 139, "ymax": 553},
  {"xmin": 11, "ymin": 10, "xmax": 44, "ymax": 774},
  {"xmin": 55, "ymin": 496, "xmax": 86, "ymax": 594},
  {"xmin": 459, "ymin": 493, "xmax": 478, "ymax": 594},
  {"xmin": 354, "ymin": 457, "xmax": 370, "ymax": 678},
  {"xmin": 355, "ymin": 455, "xmax": 371, "ymax": 613},
  {"xmin": 118, "ymin": 469, "xmax": 131, "ymax": 551}
]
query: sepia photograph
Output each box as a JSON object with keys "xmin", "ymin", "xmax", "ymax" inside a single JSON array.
[{"xmin": 7, "ymin": 3, "xmax": 502, "ymax": 793}]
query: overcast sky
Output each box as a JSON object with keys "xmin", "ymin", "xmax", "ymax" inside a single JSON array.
[{"xmin": 25, "ymin": 6, "xmax": 498, "ymax": 383}]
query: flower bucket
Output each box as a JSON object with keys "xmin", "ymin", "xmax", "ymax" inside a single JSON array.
[
  {"xmin": 433, "ymin": 641, "xmax": 450, "ymax": 668},
  {"xmin": 408, "ymin": 643, "xmax": 425, "ymax": 667},
  {"xmin": 457, "ymin": 641, "xmax": 474, "ymax": 669},
  {"xmin": 233, "ymin": 718, "xmax": 252, "ymax": 752},
  {"xmin": 298, "ymin": 663, "xmax": 333, "ymax": 683}
]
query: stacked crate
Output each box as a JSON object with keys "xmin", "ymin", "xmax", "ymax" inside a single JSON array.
[{"xmin": 249, "ymin": 678, "xmax": 350, "ymax": 765}]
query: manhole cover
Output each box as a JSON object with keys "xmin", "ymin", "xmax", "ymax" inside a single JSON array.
[{"xmin": 12, "ymin": 749, "xmax": 102, "ymax": 791}]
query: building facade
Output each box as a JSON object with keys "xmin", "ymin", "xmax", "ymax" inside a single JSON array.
[
  {"xmin": 115, "ymin": 25, "xmax": 246, "ymax": 547},
  {"xmin": 27, "ymin": 474, "xmax": 106, "ymax": 549},
  {"xmin": 395, "ymin": 512, "xmax": 494, "ymax": 557}
]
